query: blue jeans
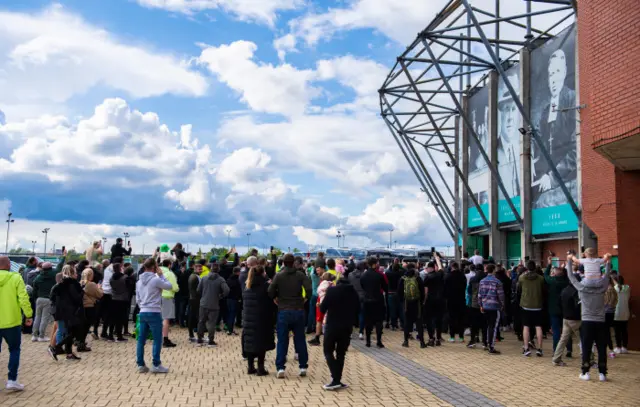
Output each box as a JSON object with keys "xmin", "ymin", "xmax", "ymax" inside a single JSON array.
[
  {"xmin": 0, "ymin": 326, "xmax": 21, "ymax": 381},
  {"xmin": 307, "ymin": 295, "xmax": 318, "ymax": 332},
  {"xmin": 359, "ymin": 302, "xmax": 365, "ymax": 334},
  {"xmin": 226, "ymin": 299, "xmax": 238, "ymax": 333},
  {"xmin": 56, "ymin": 320, "xmax": 66, "ymax": 345},
  {"xmin": 175, "ymin": 296, "xmax": 188, "ymax": 327},
  {"xmin": 551, "ymin": 314, "xmax": 572, "ymax": 353},
  {"xmin": 136, "ymin": 312, "xmax": 163, "ymax": 367},
  {"xmin": 275, "ymin": 309, "xmax": 308, "ymax": 371}
]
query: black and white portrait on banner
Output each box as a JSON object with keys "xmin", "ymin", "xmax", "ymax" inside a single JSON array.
[
  {"xmin": 467, "ymin": 85, "xmax": 490, "ymax": 228},
  {"xmin": 530, "ymin": 25, "xmax": 578, "ymax": 210},
  {"xmin": 497, "ymin": 65, "xmax": 521, "ymax": 223}
]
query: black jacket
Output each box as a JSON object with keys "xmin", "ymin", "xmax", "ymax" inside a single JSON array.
[
  {"xmin": 320, "ymin": 279, "xmax": 360, "ymax": 335},
  {"xmin": 242, "ymin": 274, "xmax": 276, "ymax": 354},
  {"xmin": 171, "ymin": 249, "xmax": 191, "ymax": 263},
  {"xmin": 110, "ymin": 243, "xmax": 132, "ymax": 262},
  {"xmin": 443, "ymin": 269, "xmax": 467, "ymax": 307},
  {"xmin": 110, "ymin": 271, "xmax": 129, "ymax": 302},
  {"xmin": 268, "ymin": 267, "xmax": 312, "ymax": 311},
  {"xmin": 385, "ymin": 265, "xmax": 403, "ymax": 294},
  {"xmin": 50, "ymin": 278, "xmax": 85, "ymax": 326},
  {"xmin": 561, "ymin": 284, "xmax": 581, "ymax": 321},
  {"xmin": 226, "ymin": 274, "xmax": 241, "ymax": 300},
  {"xmin": 360, "ymin": 269, "xmax": 388, "ymax": 303},
  {"xmin": 219, "ymin": 253, "xmax": 239, "ymax": 280},
  {"xmin": 32, "ymin": 267, "xmax": 57, "ymax": 299},
  {"xmin": 424, "ymin": 270, "xmax": 445, "ymax": 303}
]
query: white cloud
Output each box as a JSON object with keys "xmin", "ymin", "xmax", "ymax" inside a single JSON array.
[
  {"xmin": 197, "ymin": 40, "xmax": 319, "ymax": 117},
  {"xmin": 137, "ymin": 0, "xmax": 303, "ymax": 26},
  {"xmin": 0, "ymin": 98, "xmax": 208, "ymax": 187},
  {"xmin": 273, "ymin": 33, "xmax": 298, "ymax": 61},
  {"xmin": 289, "ymin": 0, "xmax": 443, "ymax": 46},
  {"xmin": 0, "ymin": 4, "xmax": 207, "ymax": 116}
]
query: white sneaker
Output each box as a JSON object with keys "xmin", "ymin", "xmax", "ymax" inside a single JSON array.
[
  {"xmin": 448, "ymin": 337, "xmax": 455, "ymax": 343},
  {"xmin": 294, "ymin": 353, "xmax": 299, "ymax": 361},
  {"xmin": 613, "ymin": 347, "xmax": 621, "ymax": 354},
  {"xmin": 38, "ymin": 337, "xmax": 50, "ymax": 342},
  {"xmin": 621, "ymin": 347, "xmax": 629, "ymax": 354},
  {"xmin": 31, "ymin": 335, "xmax": 38, "ymax": 342},
  {"xmin": 579, "ymin": 372, "xmax": 590, "ymax": 381},
  {"xmin": 359, "ymin": 333, "xmax": 364, "ymax": 340},
  {"xmin": 599, "ymin": 373, "xmax": 607, "ymax": 382},
  {"xmin": 150, "ymin": 365, "xmax": 169, "ymax": 374},
  {"xmin": 276, "ymin": 370, "xmax": 285, "ymax": 379},
  {"xmin": 299, "ymin": 368, "xmax": 307, "ymax": 377},
  {"xmin": 137, "ymin": 366, "xmax": 150, "ymax": 373},
  {"xmin": 6, "ymin": 380, "xmax": 25, "ymax": 391}
]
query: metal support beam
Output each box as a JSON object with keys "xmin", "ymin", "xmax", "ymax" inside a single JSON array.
[
  {"xmin": 421, "ymin": 38, "xmax": 524, "ymax": 228},
  {"xmin": 398, "ymin": 60, "xmax": 491, "ymax": 229}
]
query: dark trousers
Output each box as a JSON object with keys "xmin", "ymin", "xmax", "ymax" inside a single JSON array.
[
  {"xmin": 236, "ymin": 299, "xmax": 243, "ymax": 328},
  {"xmin": 79, "ymin": 307, "xmax": 97, "ymax": 344},
  {"xmin": 424, "ymin": 300, "xmax": 444, "ymax": 340},
  {"xmin": 99, "ymin": 294, "xmax": 112, "ymax": 336},
  {"xmin": 323, "ymin": 329, "xmax": 351, "ymax": 384},
  {"xmin": 109, "ymin": 300, "xmax": 129, "ymax": 339},
  {"xmin": 0, "ymin": 326, "xmax": 21, "ymax": 381},
  {"xmin": 363, "ymin": 301, "xmax": 383, "ymax": 345},
  {"xmin": 216, "ymin": 299, "xmax": 227, "ymax": 326},
  {"xmin": 581, "ymin": 321, "xmax": 608, "ymax": 375},
  {"xmin": 226, "ymin": 299, "xmax": 239, "ymax": 333},
  {"xmin": 447, "ymin": 303, "xmax": 465, "ymax": 339},
  {"xmin": 188, "ymin": 299, "xmax": 200, "ymax": 338},
  {"xmin": 512, "ymin": 302, "xmax": 522, "ymax": 338},
  {"xmin": 613, "ymin": 320, "xmax": 628, "ymax": 348},
  {"xmin": 175, "ymin": 296, "xmax": 188, "ymax": 327},
  {"xmin": 247, "ymin": 351, "xmax": 266, "ymax": 371},
  {"xmin": 198, "ymin": 307, "xmax": 219, "ymax": 342},
  {"xmin": 403, "ymin": 301, "xmax": 424, "ymax": 342},
  {"xmin": 387, "ymin": 292, "xmax": 403, "ymax": 328},
  {"xmin": 484, "ymin": 310, "xmax": 500, "ymax": 349},
  {"xmin": 56, "ymin": 323, "xmax": 82, "ymax": 354},
  {"xmin": 605, "ymin": 312, "xmax": 615, "ymax": 350},
  {"xmin": 469, "ymin": 307, "xmax": 486, "ymax": 345}
]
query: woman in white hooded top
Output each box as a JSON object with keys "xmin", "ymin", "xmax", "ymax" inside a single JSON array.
[{"xmin": 613, "ymin": 275, "xmax": 631, "ymax": 354}]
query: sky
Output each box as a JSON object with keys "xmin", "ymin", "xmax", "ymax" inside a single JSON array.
[{"xmin": 0, "ymin": 0, "xmax": 487, "ymax": 255}]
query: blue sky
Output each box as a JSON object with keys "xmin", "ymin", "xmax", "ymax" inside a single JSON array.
[{"xmin": 0, "ymin": 0, "xmax": 452, "ymax": 253}]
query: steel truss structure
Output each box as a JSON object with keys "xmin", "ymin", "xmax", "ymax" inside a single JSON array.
[{"xmin": 379, "ymin": 0, "xmax": 578, "ymax": 244}]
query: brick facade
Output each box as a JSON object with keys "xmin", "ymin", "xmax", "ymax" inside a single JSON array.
[{"xmin": 578, "ymin": 0, "xmax": 640, "ymax": 348}]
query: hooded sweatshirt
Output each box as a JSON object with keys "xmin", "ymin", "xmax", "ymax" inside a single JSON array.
[
  {"xmin": 0, "ymin": 269, "xmax": 33, "ymax": 329},
  {"xmin": 160, "ymin": 266, "xmax": 179, "ymax": 299},
  {"xmin": 268, "ymin": 266, "xmax": 312, "ymax": 311},
  {"xmin": 32, "ymin": 267, "xmax": 58, "ymax": 299},
  {"xmin": 566, "ymin": 259, "xmax": 611, "ymax": 322},
  {"xmin": 136, "ymin": 271, "xmax": 173, "ymax": 314},
  {"xmin": 197, "ymin": 273, "xmax": 230, "ymax": 310},
  {"xmin": 518, "ymin": 271, "xmax": 545, "ymax": 310},
  {"xmin": 544, "ymin": 264, "xmax": 570, "ymax": 316},
  {"xmin": 615, "ymin": 284, "xmax": 631, "ymax": 321},
  {"xmin": 348, "ymin": 268, "xmax": 366, "ymax": 301}
]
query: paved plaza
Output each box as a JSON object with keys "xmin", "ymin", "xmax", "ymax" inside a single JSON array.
[{"xmin": 1, "ymin": 328, "xmax": 639, "ymax": 407}]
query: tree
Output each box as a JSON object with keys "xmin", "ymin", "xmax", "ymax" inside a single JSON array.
[{"xmin": 293, "ymin": 248, "xmax": 300, "ymax": 253}]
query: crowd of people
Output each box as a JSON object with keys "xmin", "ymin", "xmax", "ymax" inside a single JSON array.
[{"xmin": 0, "ymin": 243, "xmax": 632, "ymax": 392}]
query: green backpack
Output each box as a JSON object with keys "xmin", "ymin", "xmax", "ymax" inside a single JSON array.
[{"xmin": 403, "ymin": 276, "xmax": 420, "ymax": 302}]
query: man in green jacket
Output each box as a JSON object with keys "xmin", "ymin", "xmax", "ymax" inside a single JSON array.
[
  {"xmin": 0, "ymin": 256, "xmax": 33, "ymax": 391},
  {"xmin": 544, "ymin": 257, "xmax": 571, "ymax": 355},
  {"xmin": 518, "ymin": 260, "xmax": 545, "ymax": 357}
]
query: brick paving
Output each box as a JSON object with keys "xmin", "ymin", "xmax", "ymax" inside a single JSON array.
[{"xmin": 1, "ymin": 326, "xmax": 639, "ymax": 407}]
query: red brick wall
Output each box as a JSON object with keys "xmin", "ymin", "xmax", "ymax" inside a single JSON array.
[
  {"xmin": 578, "ymin": 0, "xmax": 640, "ymax": 349},
  {"xmin": 538, "ymin": 240, "xmax": 579, "ymax": 263}
]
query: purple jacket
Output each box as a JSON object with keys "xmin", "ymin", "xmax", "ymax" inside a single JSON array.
[{"xmin": 478, "ymin": 275, "xmax": 505, "ymax": 311}]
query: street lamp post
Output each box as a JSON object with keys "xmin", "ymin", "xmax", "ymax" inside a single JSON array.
[
  {"xmin": 226, "ymin": 228, "xmax": 232, "ymax": 247},
  {"xmin": 5, "ymin": 212, "xmax": 14, "ymax": 254},
  {"xmin": 336, "ymin": 231, "xmax": 342, "ymax": 248},
  {"xmin": 246, "ymin": 233, "xmax": 251, "ymax": 251},
  {"xmin": 42, "ymin": 227, "xmax": 50, "ymax": 255},
  {"xmin": 389, "ymin": 227, "xmax": 394, "ymax": 249},
  {"xmin": 123, "ymin": 232, "xmax": 130, "ymax": 247},
  {"xmin": 343, "ymin": 234, "xmax": 346, "ymax": 248},
  {"xmin": 31, "ymin": 240, "xmax": 37, "ymax": 254},
  {"xmin": 102, "ymin": 237, "xmax": 107, "ymax": 256}
]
